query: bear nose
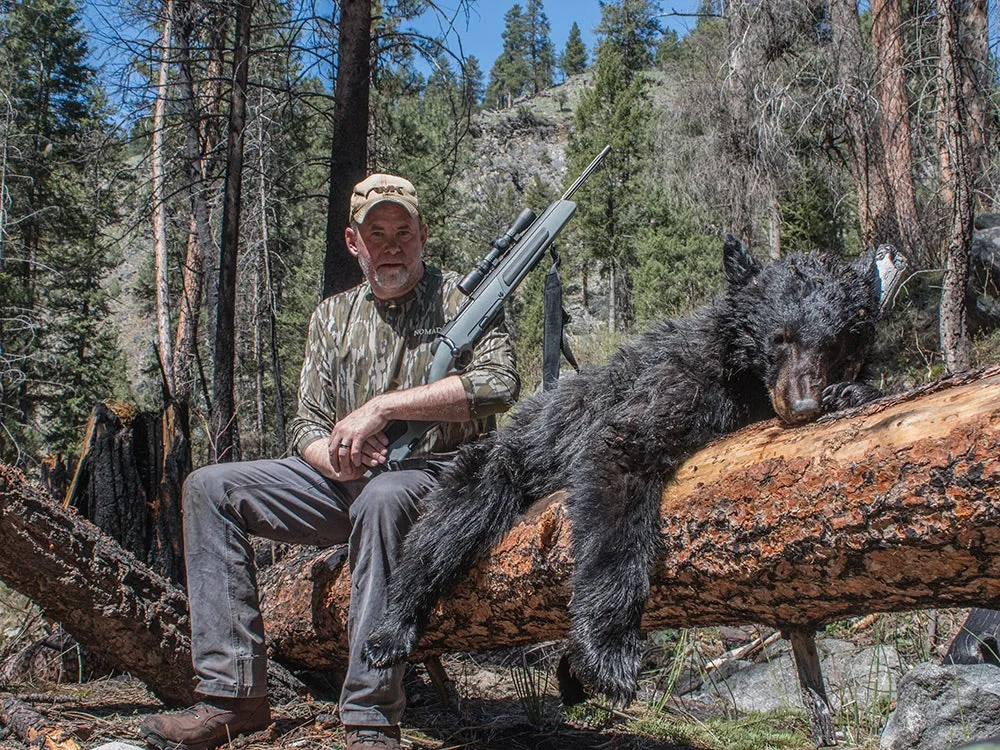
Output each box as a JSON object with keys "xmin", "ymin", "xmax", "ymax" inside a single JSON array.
[{"xmin": 790, "ymin": 398, "xmax": 821, "ymax": 421}]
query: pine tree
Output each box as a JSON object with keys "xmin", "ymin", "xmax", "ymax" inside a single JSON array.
[
  {"xmin": 524, "ymin": 0, "xmax": 555, "ymax": 93},
  {"xmin": 462, "ymin": 55, "xmax": 485, "ymax": 109},
  {"xmin": 559, "ymin": 21, "xmax": 588, "ymax": 78},
  {"xmin": 566, "ymin": 1, "xmax": 657, "ymax": 332},
  {"xmin": 485, "ymin": 4, "xmax": 532, "ymax": 108},
  {"xmin": 0, "ymin": 0, "xmax": 124, "ymax": 462},
  {"xmin": 594, "ymin": 0, "xmax": 663, "ymax": 73}
]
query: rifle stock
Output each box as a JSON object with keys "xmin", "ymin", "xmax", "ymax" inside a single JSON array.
[{"xmin": 380, "ymin": 147, "xmax": 611, "ymax": 468}]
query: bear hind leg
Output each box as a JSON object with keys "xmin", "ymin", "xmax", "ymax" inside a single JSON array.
[{"xmin": 363, "ymin": 440, "xmax": 530, "ymax": 668}]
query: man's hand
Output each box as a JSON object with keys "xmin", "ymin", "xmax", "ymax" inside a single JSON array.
[
  {"xmin": 328, "ymin": 398, "xmax": 390, "ymax": 474},
  {"xmin": 302, "ymin": 431, "xmax": 386, "ymax": 481},
  {"xmin": 301, "ymin": 378, "xmax": 471, "ymax": 480}
]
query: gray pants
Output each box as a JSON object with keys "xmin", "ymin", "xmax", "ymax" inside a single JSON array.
[{"xmin": 182, "ymin": 456, "xmax": 438, "ymax": 726}]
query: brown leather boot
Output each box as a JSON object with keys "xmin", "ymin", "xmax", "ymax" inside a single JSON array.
[
  {"xmin": 344, "ymin": 724, "xmax": 402, "ymax": 749},
  {"xmin": 139, "ymin": 695, "xmax": 271, "ymax": 750}
]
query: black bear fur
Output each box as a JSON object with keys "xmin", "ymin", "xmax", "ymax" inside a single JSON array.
[{"xmin": 363, "ymin": 236, "xmax": 885, "ymax": 705}]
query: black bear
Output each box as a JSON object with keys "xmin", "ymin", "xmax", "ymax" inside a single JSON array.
[{"xmin": 364, "ymin": 235, "xmax": 894, "ymax": 705}]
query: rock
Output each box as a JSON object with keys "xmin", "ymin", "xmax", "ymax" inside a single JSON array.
[
  {"xmin": 691, "ymin": 637, "xmax": 904, "ymax": 714},
  {"xmin": 944, "ymin": 609, "xmax": 1000, "ymax": 666},
  {"xmin": 968, "ymin": 225, "xmax": 1000, "ymax": 332},
  {"xmin": 880, "ymin": 662, "xmax": 1000, "ymax": 750},
  {"xmin": 92, "ymin": 744, "xmax": 145, "ymax": 750}
]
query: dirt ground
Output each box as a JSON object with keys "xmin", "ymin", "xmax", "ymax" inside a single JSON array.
[{"xmin": 0, "ymin": 652, "xmax": 705, "ymax": 750}]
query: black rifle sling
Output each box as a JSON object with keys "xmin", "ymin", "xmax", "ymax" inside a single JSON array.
[{"xmin": 542, "ymin": 253, "xmax": 579, "ymax": 391}]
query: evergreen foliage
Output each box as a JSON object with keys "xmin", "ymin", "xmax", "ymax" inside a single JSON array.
[
  {"xmin": 485, "ymin": 4, "xmax": 532, "ymax": 109},
  {"xmin": 594, "ymin": 0, "xmax": 663, "ymax": 73},
  {"xmin": 566, "ymin": 0, "xmax": 661, "ymax": 331},
  {"xmin": 524, "ymin": 0, "xmax": 555, "ymax": 93},
  {"xmin": 559, "ymin": 21, "xmax": 588, "ymax": 78},
  {"xmin": 0, "ymin": 0, "xmax": 124, "ymax": 464},
  {"xmin": 484, "ymin": 1, "xmax": 556, "ymax": 107}
]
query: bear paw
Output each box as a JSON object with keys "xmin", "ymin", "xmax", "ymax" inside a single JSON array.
[
  {"xmin": 567, "ymin": 636, "xmax": 641, "ymax": 707},
  {"xmin": 362, "ymin": 620, "xmax": 419, "ymax": 669},
  {"xmin": 822, "ymin": 381, "xmax": 882, "ymax": 412}
]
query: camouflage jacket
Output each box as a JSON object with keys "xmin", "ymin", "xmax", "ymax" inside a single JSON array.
[{"xmin": 288, "ymin": 265, "xmax": 520, "ymax": 458}]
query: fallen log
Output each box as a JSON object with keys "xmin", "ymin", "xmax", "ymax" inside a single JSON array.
[
  {"xmin": 261, "ymin": 365, "xmax": 1000, "ymax": 670},
  {"xmin": 0, "ymin": 693, "xmax": 81, "ymax": 750},
  {"xmin": 0, "ymin": 464, "xmax": 195, "ymax": 707},
  {"xmin": 3, "ymin": 367, "xmax": 1000, "ymax": 704}
]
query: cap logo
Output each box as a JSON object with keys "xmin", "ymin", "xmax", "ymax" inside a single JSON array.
[{"xmin": 367, "ymin": 185, "xmax": 407, "ymax": 197}]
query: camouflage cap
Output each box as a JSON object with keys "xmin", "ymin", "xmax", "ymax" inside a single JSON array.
[{"xmin": 350, "ymin": 173, "xmax": 421, "ymax": 224}]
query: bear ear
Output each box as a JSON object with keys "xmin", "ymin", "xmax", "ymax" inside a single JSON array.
[{"xmin": 723, "ymin": 234, "xmax": 762, "ymax": 287}]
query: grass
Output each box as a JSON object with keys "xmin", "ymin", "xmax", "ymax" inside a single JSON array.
[{"xmin": 629, "ymin": 708, "xmax": 815, "ymax": 750}]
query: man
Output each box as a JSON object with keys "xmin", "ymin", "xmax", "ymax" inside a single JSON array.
[{"xmin": 140, "ymin": 174, "xmax": 520, "ymax": 750}]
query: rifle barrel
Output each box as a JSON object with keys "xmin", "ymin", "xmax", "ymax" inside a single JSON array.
[{"xmin": 561, "ymin": 145, "xmax": 612, "ymax": 201}]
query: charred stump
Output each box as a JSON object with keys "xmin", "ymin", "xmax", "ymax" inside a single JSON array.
[{"xmin": 65, "ymin": 399, "xmax": 191, "ymax": 585}]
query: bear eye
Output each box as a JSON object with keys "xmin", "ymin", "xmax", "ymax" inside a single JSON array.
[{"xmin": 771, "ymin": 329, "xmax": 793, "ymax": 347}]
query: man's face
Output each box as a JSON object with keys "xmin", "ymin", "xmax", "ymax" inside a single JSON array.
[{"xmin": 345, "ymin": 202, "xmax": 427, "ymax": 299}]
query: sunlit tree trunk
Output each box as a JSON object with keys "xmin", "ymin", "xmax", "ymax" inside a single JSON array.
[
  {"xmin": 152, "ymin": 0, "xmax": 176, "ymax": 398},
  {"xmin": 937, "ymin": 0, "xmax": 973, "ymax": 373},
  {"xmin": 722, "ymin": 0, "xmax": 755, "ymax": 249},
  {"xmin": 871, "ymin": 0, "xmax": 920, "ymax": 256},
  {"xmin": 957, "ymin": 0, "xmax": 991, "ymax": 208},
  {"xmin": 829, "ymin": 0, "xmax": 899, "ymax": 250}
]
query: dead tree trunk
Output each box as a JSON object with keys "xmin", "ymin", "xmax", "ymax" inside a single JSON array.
[
  {"xmin": 65, "ymin": 400, "xmax": 190, "ymax": 584},
  {"xmin": 211, "ymin": 0, "xmax": 253, "ymax": 463},
  {"xmin": 4, "ymin": 368, "xmax": 1000, "ymax": 703},
  {"xmin": 260, "ymin": 365, "xmax": 1000, "ymax": 670}
]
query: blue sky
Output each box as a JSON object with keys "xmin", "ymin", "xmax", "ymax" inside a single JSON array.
[{"xmin": 409, "ymin": 1, "xmax": 704, "ymax": 76}]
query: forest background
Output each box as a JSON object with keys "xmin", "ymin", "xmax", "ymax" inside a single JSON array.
[{"xmin": 0, "ymin": 0, "xmax": 997, "ymax": 476}]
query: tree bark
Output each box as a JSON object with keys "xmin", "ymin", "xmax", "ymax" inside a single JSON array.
[
  {"xmin": 173, "ymin": 0, "xmax": 214, "ymax": 403},
  {"xmin": 0, "ymin": 463, "xmax": 196, "ymax": 707},
  {"xmin": 211, "ymin": 0, "xmax": 253, "ymax": 463},
  {"xmin": 262, "ymin": 365, "xmax": 1000, "ymax": 671},
  {"xmin": 829, "ymin": 0, "xmax": 902, "ymax": 250},
  {"xmin": 322, "ymin": 0, "xmax": 370, "ymax": 297},
  {"xmin": 870, "ymin": 0, "xmax": 920, "ymax": 257},
  {"xmin": 5, "ymin": 368, "xmax": 1000, "ymax": 700},
  {"xmin": 152, "ymin": 0, "xmax": 176, "ymax": 398},
  {"xmin": 0, "ymin": 693, "xmax": 81, "ymax": 750},
  {"xmin": 64, "ymin": 400, "xmax": 190, "ymax": 585},
  {"xmin": 937, "ymin": 0, "xmax": 974, "ymax": 373}
]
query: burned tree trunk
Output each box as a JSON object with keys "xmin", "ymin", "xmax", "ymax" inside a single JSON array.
[
  {"xmin": 261, "ymin": 366, "xmax": 1000, "ymax": 671},
  {"xmin": 65, "ymin": 400, "xmax": 190, "ymax": 584}
]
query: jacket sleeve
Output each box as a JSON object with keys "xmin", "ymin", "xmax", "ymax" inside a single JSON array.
[
  {"xmin": 287, "ymin": 303, "xmax": 337, "ymax": 456},
  {"xmin": 457, "ymin": 313, "xmax": 521, "ymax": 419}
]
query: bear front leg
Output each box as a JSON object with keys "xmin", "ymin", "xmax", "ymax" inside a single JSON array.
[{"xmin": 564, "ymin": 466, "xmax": 664, "ymax": 706}]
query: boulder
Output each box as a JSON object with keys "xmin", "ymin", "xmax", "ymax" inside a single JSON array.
[
  {"xmin": 691, "ymin": 637, "xmax": 903, "ymax": 714},
  {"xmin": 880, "ymin": 662, "xmax": 1000, "ymax": 750}
]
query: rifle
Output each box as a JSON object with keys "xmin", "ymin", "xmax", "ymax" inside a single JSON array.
[{"xmin": 382, "ymin": 145, "xmax": 612, "ymax": 467}]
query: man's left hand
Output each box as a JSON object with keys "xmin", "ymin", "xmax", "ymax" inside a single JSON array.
[{"xmin": 329, "ymin": 399, "xmax": 390, "ymax": 471}]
